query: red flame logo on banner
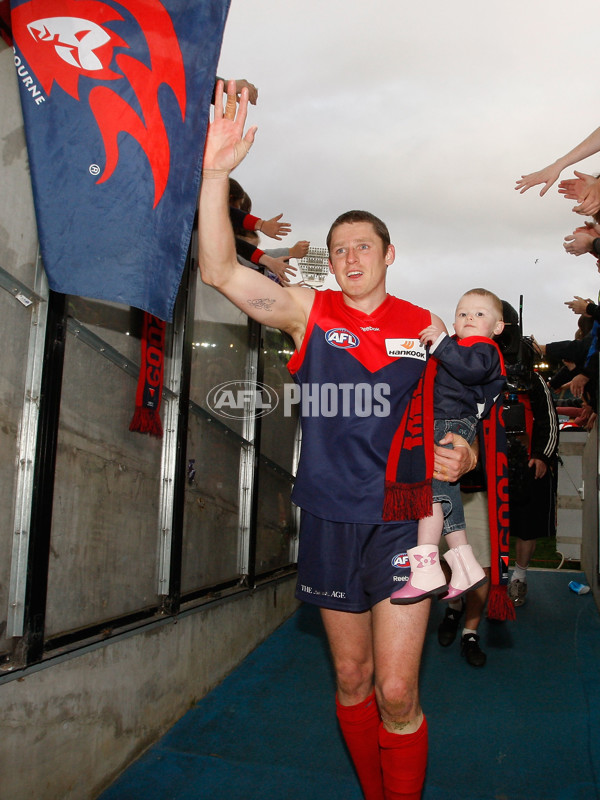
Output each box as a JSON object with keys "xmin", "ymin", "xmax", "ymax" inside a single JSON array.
[{"xmin": 12, "ymin": 0, "xmax": 186, "ymax": 207}]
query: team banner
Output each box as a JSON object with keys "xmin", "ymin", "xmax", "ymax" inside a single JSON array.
[{"xmin": 10, "ymin": 0, "xmax": 230, "ymax": 320}]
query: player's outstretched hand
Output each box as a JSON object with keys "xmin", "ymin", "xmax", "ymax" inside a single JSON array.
[{"xmin": 203, "ymin": 80, "xmax": 257, "ymax": 175}]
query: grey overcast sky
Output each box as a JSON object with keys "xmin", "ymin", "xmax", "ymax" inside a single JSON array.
[{"xmin": 216, "ymin": 0, "xmax": 600, "ymax": 344}]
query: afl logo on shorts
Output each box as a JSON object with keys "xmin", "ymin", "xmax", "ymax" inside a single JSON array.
[
  {"xmin": 392, "ymin": 553, "xmax": 410, "ymax": 568},
  {"xmin": 325, "ymin": 328, "xmax": 360, "ymax": 349}
]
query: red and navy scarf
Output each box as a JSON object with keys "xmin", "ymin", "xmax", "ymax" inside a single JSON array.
[
  {"xmin": 480, "ymin": 403, "xmax": 514, "ymax": 621},
  {"xmin": 383, "ymin": 358, "xmax": 437, "ymax": 521},
  {"xmin": 129, "ymin": 312, "xmax": 166, "ymax": 438}
]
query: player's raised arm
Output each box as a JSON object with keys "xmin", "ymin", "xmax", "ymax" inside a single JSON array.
[{"xmin": 198, "ymin": 81, "xmax": 313, "ymax": 346}]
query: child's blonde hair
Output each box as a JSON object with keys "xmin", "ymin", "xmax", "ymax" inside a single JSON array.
[{"xmin": 460, "ymin": 288, "xmax": 503, "ymax": 319}]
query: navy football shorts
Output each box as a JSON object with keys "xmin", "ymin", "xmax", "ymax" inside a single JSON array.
[{"xmin": 295, "ymin": 509, "xmax": 418, "ymax": 612}]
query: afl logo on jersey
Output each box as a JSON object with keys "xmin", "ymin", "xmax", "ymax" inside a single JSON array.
[
  {"xmin": 325, "ymin": 328, "xmax": 360, "ymax": 349},
  {"xmin": 391, "ymin": 553, "xmax": 410, "ymax": 569}
]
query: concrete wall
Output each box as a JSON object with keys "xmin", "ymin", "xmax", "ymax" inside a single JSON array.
[
  {"xmin": 0, "ymin": 32, "xmax": 304, "ymax": 800},
  {"xmin": 556, "ymin": 430, "xmax": 586, "ymax": 562},
  {"xmin": 0, "ymin": 577, "xmax": 299, "ymax": 800}
]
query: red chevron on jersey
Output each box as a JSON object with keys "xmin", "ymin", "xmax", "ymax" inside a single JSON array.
[{"xmin": 288, "ymin": 290, "xmax": 430, "ymax": 376}]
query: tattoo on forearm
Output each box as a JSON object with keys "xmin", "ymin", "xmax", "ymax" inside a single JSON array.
[{"xmin": 247, "ymin": 298, "xmax": 275, "ymax": 312}]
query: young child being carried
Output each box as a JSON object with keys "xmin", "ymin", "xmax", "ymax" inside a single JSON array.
[{"xmin": 391, "ymin": 288, "xmax": 506, "ymax": 604}]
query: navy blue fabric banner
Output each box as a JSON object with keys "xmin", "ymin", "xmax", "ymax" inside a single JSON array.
[{"xmin": 10, "ymin": 0, "xmax": 230, "ymax": 320}]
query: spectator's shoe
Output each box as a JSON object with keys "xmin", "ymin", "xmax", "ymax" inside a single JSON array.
[
  {"xmin": 390, "ymin": 545, "xmax": 447, "ymax": 604},
  {"xmin": 437, "ymin": 605, "xmax": 463, "ymax": 647},
  {"xmin": 508, "ymin": 579, "xmax": 527, "ymax": 607},
  {"xmin": 461, "ymin": 632, "xmax": 487, "ymax": 667}
]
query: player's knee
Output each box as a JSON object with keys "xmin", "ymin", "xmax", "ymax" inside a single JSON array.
[
  {"xmin": 334, "ymin": 658, "xmax": 373, "ymax": 699},
  {"xmin": 376, "ymin": 676, "xmax": 418, "ymax": 723}
]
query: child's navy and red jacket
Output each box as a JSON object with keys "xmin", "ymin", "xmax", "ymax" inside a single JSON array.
[{"xmin": 429, "ymin": 332, "xmax": 506, "ymax": 422}]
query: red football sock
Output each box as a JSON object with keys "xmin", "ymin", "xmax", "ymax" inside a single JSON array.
[
  {"xmin": 336, "ymin": 691, "xmax": 385, "ymax": 800},
  {"xmin": 378, "ymin": 716, "xmax": 428, "ymax": 799}
]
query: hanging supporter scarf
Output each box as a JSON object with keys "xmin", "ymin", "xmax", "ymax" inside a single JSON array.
[
  {"xmin": 10, "ymin": 0, "xmax": 230, "ymax": 321},
  {"xmin": 481, "ymin": 403, "xmax": 514, "ymax": 621},
  {"xmin": 129, "ymin": 312, "xmax": 166, "ymax": 437},
  {"xmin": 455, "ymin": 336, "xmax": 513, "ymax": 621},
  {"xmin": 432, "ymin": 402, "xmax": 512, "ymax": 621},
  {"xmin": 383, "ymin": 359, "xmax": 437, "ymax": 521}
]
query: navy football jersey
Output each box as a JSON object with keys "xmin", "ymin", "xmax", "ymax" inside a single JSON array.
[{"xmin": 288, "ymin": 290, "xmax": 431, "ymax": 523}]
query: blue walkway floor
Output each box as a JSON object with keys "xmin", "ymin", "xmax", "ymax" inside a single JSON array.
[{"xmin": 100, "ymin": 571, "xmax": 600, "ymax": 800}]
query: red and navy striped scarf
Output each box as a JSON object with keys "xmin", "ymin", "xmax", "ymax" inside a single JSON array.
[
  {"xmin": 382, "ymin": 358, "xmax": 437, "ymax": 521},
  {"xmin": 481, "ymin": 403, "xmax": 514, "ymax": 621},
  {"xmin": 129, "ymin": 312, "xmax": 166, "ymax": 438}
]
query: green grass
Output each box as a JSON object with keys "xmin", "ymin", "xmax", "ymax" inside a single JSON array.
[{"xmin": 508, "ymin": 536, "xmax": 581, "ymax": 570}]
